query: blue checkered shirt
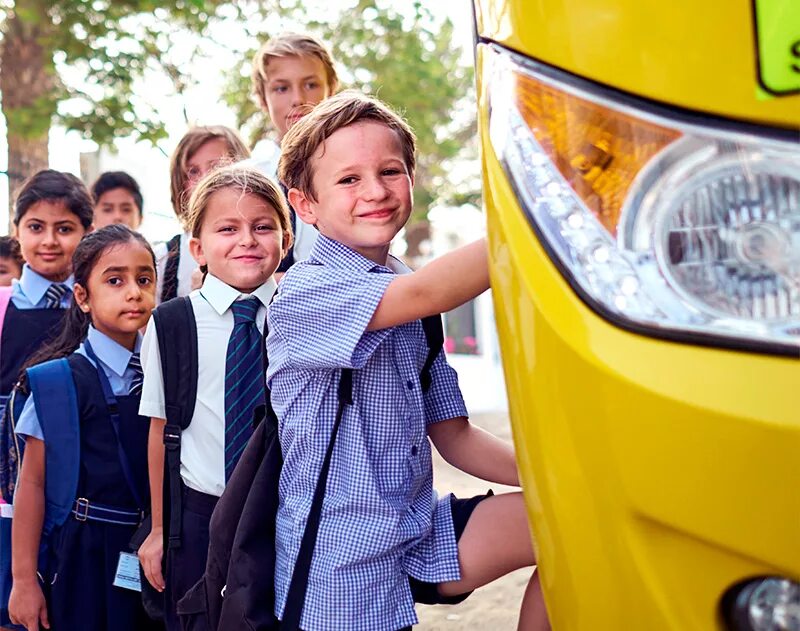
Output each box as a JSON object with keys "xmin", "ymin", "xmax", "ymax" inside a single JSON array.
[{"xmin": 267, "ymin": 236, "xmax": 469, "ymax": 631}]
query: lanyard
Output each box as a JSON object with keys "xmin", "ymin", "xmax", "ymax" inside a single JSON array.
[{"xmin": 82, "ymin": 340, "xmax": 145, "ymax": 510}]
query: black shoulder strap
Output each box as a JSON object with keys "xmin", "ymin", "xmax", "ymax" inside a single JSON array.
[
  {"xmin": 281, "ymin": 313, "xmax": 442, "ymax": 629},
  {"xmin": 420, "ymin": 314, "xmax": 444, "ymax": 393},
  {"xmin": 281, "ymin": 368, "xmax": 352, "ymax": 630},
  {"xmin": 152, "ymin": 296, "xmax": 198, "ymax": 549},
  {"xmin": 161, "ymin": 234, "xmax": 182, "ymax": 303}
]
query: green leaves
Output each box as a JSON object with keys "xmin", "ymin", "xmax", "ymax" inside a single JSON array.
[
  {"xmin": 1, "ymin": 0, "xmax": 478, "ymax": 221},
  {"xmin": 223, "ymin": 1, "xmax": 478, "ymax": 222}
]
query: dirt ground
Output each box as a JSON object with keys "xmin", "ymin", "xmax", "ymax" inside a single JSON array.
[{"xmin": 417, "ymin": 411, "xmax": 531, "ymax": 631}]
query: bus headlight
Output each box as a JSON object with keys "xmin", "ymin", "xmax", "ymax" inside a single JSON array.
[{"xmin": 486, "ymin": 44, "xmax": 800, "ymax": 354}]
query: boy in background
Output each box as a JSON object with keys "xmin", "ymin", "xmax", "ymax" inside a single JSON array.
[
  {"xmin": 90, "ymin": 171, "xmax": 144, "ymax": 230},
  {"xmin": 248, "ymin": 33, "xmax": 339, "ymax": 271}
]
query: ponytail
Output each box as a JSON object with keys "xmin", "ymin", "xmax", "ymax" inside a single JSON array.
[{"xmin": 20, "ymin": 303, "xmax": 90, "ymax": 378}]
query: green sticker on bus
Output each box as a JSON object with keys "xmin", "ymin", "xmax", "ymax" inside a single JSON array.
[{"xmin": 753, "ymin": 0, "xmax": 800, "ymax": 95}]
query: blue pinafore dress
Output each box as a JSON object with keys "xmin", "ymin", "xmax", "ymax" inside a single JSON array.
[{"xmin": 43, "ymin": 349, "xmax": 162, "ymax": 631}]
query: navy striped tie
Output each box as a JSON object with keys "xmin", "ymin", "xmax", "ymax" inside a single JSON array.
[
  {"xmin": 44, "ymin": 283, "xmax": 69, "ymax": 309},
  {"xmin": 128, "ymin": 353, "xmax": 143, "ymax": 396},
  {"xmin": 224, "ymin": 297, "xmax": 264, "ymax": 481}
]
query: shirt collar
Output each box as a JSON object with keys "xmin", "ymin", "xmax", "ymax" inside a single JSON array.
[
  {"xmin": 85, "ymin": 325, "xmax": 142, "ymax": 378},
  {"xmin": 199, "ymin": 273, "xmax": 277, "ymax": 316},
  {"xmin": 17, "ymin": 264, "xmax": 75, "ymax": 306},
  {"xmin": 308, "ymin": 235, "xmax": 398, "ymax": 274}
]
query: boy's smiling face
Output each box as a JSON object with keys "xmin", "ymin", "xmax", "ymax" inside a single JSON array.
[{"xmin": 289, "ymin": 121, "xmax": 413, "ymax": 265}]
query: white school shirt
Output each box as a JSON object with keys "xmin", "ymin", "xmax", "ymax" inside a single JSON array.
[
  {"xmin": 138, "ymin": 273, "xmax": 277, "ymax": 497},
  {"xmin": 153, "ymin": 232, "xmax": 196, "ymax": 302}
]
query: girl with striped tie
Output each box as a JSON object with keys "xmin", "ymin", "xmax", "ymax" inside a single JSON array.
[
  {"xmin": 0, "ymin": 170, "xmax": 93, "ymax": 420},
  {"xmin": 8, "ymin": 225, "xmax": 161, "ymax": 631},
  {"xmin": 136, "ymin": 165, "xmax": 292, "ymax": 630}
]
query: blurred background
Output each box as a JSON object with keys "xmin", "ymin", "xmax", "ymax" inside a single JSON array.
[{"xmin": 0, "ymin": 0, "xmax": 507, "ymax": 411}]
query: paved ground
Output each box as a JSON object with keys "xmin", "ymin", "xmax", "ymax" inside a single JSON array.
[{"xmin": 417, "ymin": 411, "xmax": 532, "ymax": 631}]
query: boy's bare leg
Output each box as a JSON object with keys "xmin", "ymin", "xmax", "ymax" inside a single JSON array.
[{"xmin": 437, "ymin": 492, "xmax": 551, "ymax": 631}]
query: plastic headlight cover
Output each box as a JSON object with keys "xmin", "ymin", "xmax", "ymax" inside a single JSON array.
[{"xmin": 486, "ymin": 44, "xmax": 800, "ymax": 354}]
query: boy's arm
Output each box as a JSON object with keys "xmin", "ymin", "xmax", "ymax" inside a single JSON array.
[
  {"xmin": 138, "ymin": 417, "xmax": 166, "ymax": 592},
  {"xmin": 367, "ymin": 239, "xmax": 488, "ymax": 331},
  {"xmin": 10, "ymin": 438, "xmax": 50, "ymax": 630},
  {"xmin": 428, "ymin": 417, "xmax": 520, "ymax": 487}
]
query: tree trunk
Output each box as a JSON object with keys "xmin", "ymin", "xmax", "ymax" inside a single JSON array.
[{"xmin": 1, "ymin": 3, "xmax": 57, "ymax": 230}]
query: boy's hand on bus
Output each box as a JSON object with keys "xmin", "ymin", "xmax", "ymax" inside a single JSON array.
[
  {"xmin": 139, "ymin": 526, "xmax": 165, "ymax": 591},
  {"xmin": 8, "ymin": 578, "xmax": 49, "ymax": 630}
]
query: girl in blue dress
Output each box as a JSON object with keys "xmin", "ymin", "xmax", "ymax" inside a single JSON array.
[{"xmin": 8, "ymin": 225, "xmax": 161, "ymax": 631}]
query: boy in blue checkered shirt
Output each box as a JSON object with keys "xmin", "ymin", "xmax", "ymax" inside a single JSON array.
[{"xmin": 267, "ymin": 91, "xmax": 550, "ymax": 631}]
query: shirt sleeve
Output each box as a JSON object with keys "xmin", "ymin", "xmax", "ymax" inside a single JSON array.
[
  {"xmin": 424, "ymin": 351, "xmax": 468, "ymax": 426},
  {"xmin": 138, "ymin": 318, "xmax": 167, "ymax": 419},
  {"xmin": 14, "ymin": 397, "xmax": 43, "ymax": 441},
  {"xmin": 268, "ymin": 265, "xmax": 395, "ymax": 371}
]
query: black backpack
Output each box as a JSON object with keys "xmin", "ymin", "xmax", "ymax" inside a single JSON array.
[
  {"xmin": 129, "ymin": 295, "xmax": 205, "ymax": 621},
  {"xmin": 176, "ymin": 314, "xmax": 445, "ymax": 631}
]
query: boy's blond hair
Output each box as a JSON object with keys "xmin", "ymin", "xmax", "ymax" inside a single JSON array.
[
  {"xmin": 169, "ymin": 126, "xmax": 251, "ymax": 220},
  {"xmin": 251, "ymin": 33, "xmax": 339, "ymax": 111},
  {"xmin": 279, "ymin": 91, "xmax": 416, "ymax": 201},
  {"xmin": 185, "ymin": 165, "xmax": 294, "ymax": 253}
]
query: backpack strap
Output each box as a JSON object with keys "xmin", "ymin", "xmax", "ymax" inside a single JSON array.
[
  {"xmin": 282, "ymin": 314, "xmax": 444, "ymax": 628},
  {"xmin": 26, "ymin": 359, "xmax": 81, "ymax": 535},
  {"xmin": 152, "ymin": 297, "xmax": 198, "ymax": 550},
  {"xmin": 281, "ymin": 368, "xmax": 353, "ymax": 630},
  {"xmin": 420, "ymin": 314, "xmax": 444, "ymax": 393},
  {"xmin": 160, "ymin": 234, "xmax": 182, "ymax": 303}
]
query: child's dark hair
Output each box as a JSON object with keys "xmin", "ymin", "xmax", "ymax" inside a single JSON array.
[
  {"xmin": 91, "ymin": 171, "xmax": 144, "ymax": 214},
  {"xmin": 0, "ymin": 237, "xmax": 23, "ymax": 267},
  {"xmin": 14, "ymin": 169, "xmax": 94, "ymax": 229},
  {"xmin": 20, "ymin": 225, "xmax": 155, "ymax": 381}
]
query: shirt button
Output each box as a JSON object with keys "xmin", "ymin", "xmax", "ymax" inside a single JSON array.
[
  {"xmin": 411, "ymin": 445, "xmax": 418, "ymax": 456},
  {"xmin": 406, "ymin": 380, "xmax": 414, "ymax": 390}
]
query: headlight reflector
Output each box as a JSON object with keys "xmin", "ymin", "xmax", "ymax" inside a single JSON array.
[{"xmin": 487, "ymin": 44, "xmax": 800, "ymax": 352}]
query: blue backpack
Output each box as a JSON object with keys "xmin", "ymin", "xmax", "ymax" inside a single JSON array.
[{"xmin": 0, "ymin": 359, "xmax": 81, "ymax": 627}]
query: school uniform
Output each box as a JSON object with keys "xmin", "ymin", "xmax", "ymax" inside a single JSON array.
[
  {"xmin": 154, "ymin": 232, "xmax": 195, "ymax": 303},
  {"xmin": 267, "ymin": 235, "xmax": 484, "ymax": 631},
  {"xmin": 139, "ymin": 273, "xmax": 276, "ymax": 630},
  {"xmin": 0, "ymin": 265, "xmax": 72, "ymax": 408},
  {"xmin": 15, "ymin": 326, "xmax": 159, "ymax": 631}
]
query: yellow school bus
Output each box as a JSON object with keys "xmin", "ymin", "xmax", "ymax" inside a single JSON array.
[{"xmin": 473, "ymin": 0, "xmax": 800, "ymax": 629}]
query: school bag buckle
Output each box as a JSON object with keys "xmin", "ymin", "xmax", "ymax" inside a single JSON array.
[{"xmin": 74, "ymin": 497, "xmax": 90, "ymax": 522}]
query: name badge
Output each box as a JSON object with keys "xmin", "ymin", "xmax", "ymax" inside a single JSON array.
[{"xmin": 113, "ymin": 552, "xmax": 142, "ymax": 592}]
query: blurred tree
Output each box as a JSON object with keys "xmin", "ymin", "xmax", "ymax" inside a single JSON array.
[
  {"xmin": 223, "ymin": 0, "xmax": 477, "ymax": 263},
  {"xmin": 0, "ymin": 0, "xmax": 239, "ymax": 216}
]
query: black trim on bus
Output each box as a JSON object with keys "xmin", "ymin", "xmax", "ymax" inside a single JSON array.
[{"xmin": 480, "ymin": 42, "xmax": 800, "ymax": 359}]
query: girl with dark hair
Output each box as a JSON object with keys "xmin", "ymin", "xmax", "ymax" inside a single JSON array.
[
  {"xmin": 8, "ymin": 225, "xmax": 161, "ymax": 631},
  {"xmin": 0, "ymin": 169, "xmax": 93, "ymax": 418}
]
